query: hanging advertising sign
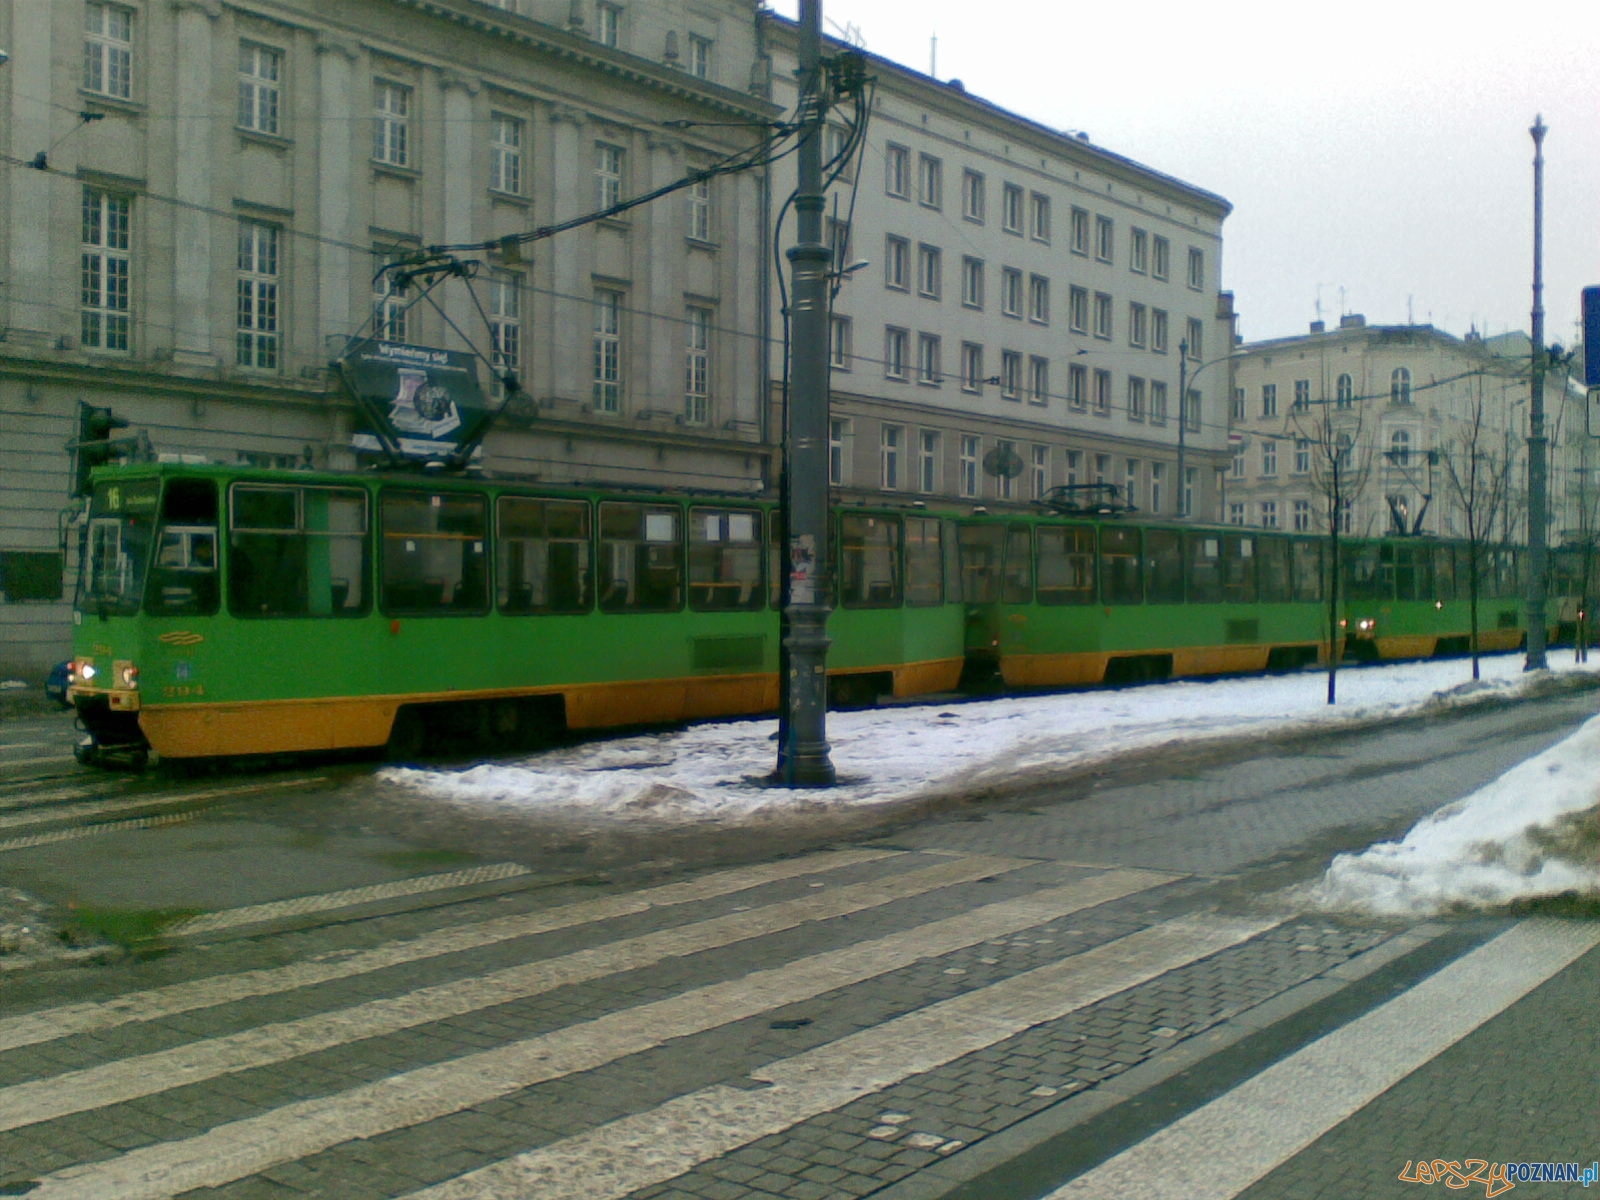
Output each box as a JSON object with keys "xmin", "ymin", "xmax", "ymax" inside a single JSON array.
[{"xmin": 335, "ymin": 339, "xmax": 488, "ymax": 463}]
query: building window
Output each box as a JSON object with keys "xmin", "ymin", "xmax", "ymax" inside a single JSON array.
[
  {"xmin": 1093, "ymin": 369, "xmax": 1112, "ymax": 415},
  {"xmin": 684, "ymin": 305, "xmax": 711, "ymax": 425},
  {"xmin": 1094, "ymin": 454, "xmax": 1110, "ymax": 487},
  {"xmin": 995, "ymin": 439, "xmax": 1019, "ymax": 501},
  {"xmin": 918, "ymin": 153, "xmax": 942, "ymax": 208},
  {"xmin": 885, "ymin": 235, "xmax": 909, "ymax": 290},
  {"xmin": 917, "ymin": 244, "xmax": 942, "ymax": 299},
  {"xmin": 1150, "ymin": 462, "xmax": 1164, "ymax": 514},
  {"xmin": 1065, "ymin": 449, "xmax": 1081, "ymax": 489},
  {"xmin": 885, "ymin": 326, "xmax": 909, "ymax": 380},
  {"xmin": 1391, "ymin": 367, "xmax": 1413, "ymax": 405},
  {"xmin": 1229, "ymin": 503, "xmax": 1246, "ymax": 526},
  {"xmin": 1094, "ymin": 292, "xmax": 1113, "ymax": 340},
  {"xmin": 1129, "ymin": 302, "xmax": 1147, "ymax": 348},
  {"xmin": 1294, "ymin": 438, "xmax": 1311, "ymax": 474},
  {"xmin": 1337, "ymin": 373, "xmax": 1355, "ymax": 409},
  {"xmin": 1261, "ymin": 440, "xmax": 1277, "ymax": 477},
  {"xmin": 1188, "ymin": 247, "xmax": 1206, "ymax": 290},
  {"xmin": 962, "ymin": 169, "xmax": 985, "ymax": 222},
  {"xmin": 1293, "ymin": 379, "xmax": 1311, "ymax": 412},
  {"xmin": 1000, "ymin": 350, "xmax": 1021, "ymax": 400},
  {"xmin": 373, "ymin": 252, "xmax": 408, "ymax": 342},
  {"xmin": 1030, "ymin": 192, "xmax": 1051, "ymax": 242},
  {"xmin": 236, "ymin": 220, "xmax": 280, "ymax": 370},
  {"xmin": 1151, "ymin": 308, "xmax": 1168, "ymax": 353},
  {"xmin": 917, "ymin": 333, "xmax": 942, "ymax": 385},
  {"xmin": 687, "ymin": 177, "xmax": 712, "ymax": 240},
  {"xmin": 960, "ymin": 342, "xmax": 983, "ymax": 393},
  {"xmin": 1389, "ymin": 429, "xmax": 1411, "ymax": 465},
  {"xmin": 1152, "ymin": 235, "xmax": 1170, "ymax": 280},
  {"xmin": 881, "ymin": 424, "xmax": 903, "ymax": 490},
  {"xmin": 1261, "ymin": 383, "xmax": 1278, "ymax": 417},
  {"xmin": 84, "ymin": 2, "xmax": 134, "ymax": 100},
  {"xmin": 489, "ymin": 271, "xmax": 522, "ymax": 391},
  {"xmin": 81, "ymin": 187, "xmax": 131, "ymax": 351},
  {"xmin": 1002, "ymin": 182, "xmax": 1023, "ymax": 234},
  {"xmin": 238, "ymin": 42, "xmax": 282, "ymax": 135},
  {"xmin": 829, "ymin": 418, "xmax": 852, "ymax": 485},
  {"xmin": 373, "ymin": 80, "xmax": 412, "ymax": 167},
  {"xmin": 687, "ymin": 34, "xmax": 713, "ymax": 78},
  {"xmin": 961, "ymin": 257, "xmax": 984, "ymax": 309},
  {"xmin": 1130, "ymin": 227, "xmax": 1148, "ymax": 274},
  {"xmin": 1183, "ymin": 468, "xmax": 1196, "ymax": 518},
  {"xmin": 595, "ymin": 141, "xmax": 625, "ymax": 208},
  {"xmin": 886, "ymin": 144, "xmax": 910, "ymax": 197},
  {"xmin": 1151, "ymin": 380, "xmax": 1168, "ymax": 424},
  {"xmin": 1125, "ymin": 459, "xmax": 1140, "ymax": 509},
  {"xmin": 1260, "ymin": 501, "xmax": 1279, "ymax": 529},
  {"xmin": 826, "ymin": 216, "xmax": 850, "ymax": 271},
  {"xmin": 959, "ymin": 435, "xmax": 980, "ymax": 498},
  {"xmin": 1031, "ymin": 445, "xmax": 1050, "ymax": 501},
  {"xmin": 1127, "ymin": 376, "xmax": 1146, "ymax": 422},
  {"xmin": 1067, "ymin": 362, "xmax": 1087, "ymax": 410},
  {"xmin": 596, "ymin": 2, "xmax": 621, "ymax": 47},
  {"xmin": 1293, "ymin": 499, "xmax": 1312, "ymax": 531},
  {"xmin": 1029, "ymin": 274, "xmax": 1050, "ymax": 324},
  {"xmin": 1029, "ymin": 356, "xmax": 1050, "ymax": 406},
  {"xmin": 490, "ymin": 113, "xmax": 524, "ymax": 194},
  {"xmin": 829, "ymin": 315, "xmax": 852, "ymax": 370},
  {"xmin": 1070, "ymin": 207, "xmax": 1089, "ymax": 255},
  {"xmin": 1186, "ymin": 318, "xmax": 1204, "ymax": 360},
  {"xmin": 1000, "ymin": 267, "xmax": 1022, "ymax": 318},
  {"xmin": 1068, "ymin": 286, "xmax": 1088, "ymax": 333},
  {"xmin": 919, "ymin": 430, "xmax": 941, "ymax": 493},
  {"xmin": 1231, "ymin": 446, "xmax": 1246, "ymax": 479},
  {"xmin": 593, "ymin": 288, "xmax": 623, "ymax": 412},
  {"xmin": 1095, "ymin": 215, "xmax": 1114, "ymax": 263},
  {"xmin": 1231, "ymin": 387, "xmax": 1246, "ymax": 422}
]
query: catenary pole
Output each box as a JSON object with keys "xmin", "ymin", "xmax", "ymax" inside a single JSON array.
[
  {"xmin": 1526, "ymin": 114, "xmax": 1549, "ymax": 670},
  {"xmin": 773, "ymin": 0, "xmax": 836, "ymax": 786}
]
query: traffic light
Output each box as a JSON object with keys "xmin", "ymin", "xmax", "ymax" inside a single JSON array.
[{"xmin": 71, "ymin": 402, "xmax": 130, "ymax": 497}]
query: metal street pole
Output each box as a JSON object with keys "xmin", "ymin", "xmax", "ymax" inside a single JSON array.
[
  {"xmin": 1177, "ymin": 340, "xmax": 1189, "ymax": 517},
  {"xmin": 1526, "ymin": 114, "xmax": 1549, "ymax": 670},
  {"xmin": 773, "ymin": 0, "xmax": 836, "ymax": 786}
]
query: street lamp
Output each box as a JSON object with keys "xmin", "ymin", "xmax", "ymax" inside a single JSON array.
[
  {"xmin": 1176, "ymin": 341, "xmax": 1240, "ymax": 519},
  {"xmin": 1526, "ymin": 114, "xmax": 1549, "ymax": 670}
]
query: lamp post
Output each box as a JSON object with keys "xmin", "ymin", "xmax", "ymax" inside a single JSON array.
[
  {"xmin": 1526, "ymin": 114, "xmax": 1549, "ymax": 671},
  {"xmin": 1176, "ymin": 341, "xmax": 1239, "ymax": 519}
]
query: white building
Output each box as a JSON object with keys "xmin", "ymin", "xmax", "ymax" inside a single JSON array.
[{"xmin": 762, "ymin": 17, "xmax": 1236, "ymax": 519}]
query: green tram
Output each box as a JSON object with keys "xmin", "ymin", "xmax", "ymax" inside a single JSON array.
[
  {"xmin": 68, "ymin": 462, "xmax": 965, "ymax": 765},
  {"xmin": 954, "ymin": 513, "xmax": 1549, "ymax": 689}
]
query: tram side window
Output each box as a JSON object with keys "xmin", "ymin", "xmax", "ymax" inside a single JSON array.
[
  {"xmin": 1222, "ymin": 535, "xmax": 1256, "ymax": 603},
  {"xmin": 229, "ymin": 485, "xmax": 369, "ymax": 618},
  {"xmin": 1256, "ymin": 537, "xmax": 1291, "ymax": 603},
  {"xmin": 1036, "ymin": 525, "xmax": 1095, "ymax": 605},
  {"xmin": 1344, "ymin": 544, "xmax": 1383, "ymax": 601},
  {"xmin": 381, "ymin": 491, "xmax": 487, "ymax": 614},
  {"xmin": 1003, "ymin": 524, "xmax": 1033, "ymax": 604},
  {"xmin": 839, "ymin": 513, "xmax": 901, "ymax": 607},
  {"xmin": 1291, "ymin": 539, "xmax": 1323, "ymax": 603},
  {"xmin": 497, "ymin": 497, "xmax": 591, "ymax": 614},
  {"xmin": 146, "ymin": 478, "xmax": 219, "ymax": 616},
  {"xmin": 1144, "ymin": 529, "xmax": 1183, "ymax": 604},
  {"xmin": 599, "ymin": 502, "xmax": 683, "ymax": 612},
  {"xmin": 689, "ymin": 507, "xmax": 763, "ymax": 611},
  {"xmin": 1185, "ymin": 533, "xmax": 1222, "ymax": 604},
  {"xmin": 1099, "ymin": 526, "xmax": 1142, "ymax": 604},
  {"xmin": 958, "ymin": 524, "xmax": 1005, "ymax": 604},
  {"xmin": 904, "ymin": 516, "xmax": 945, "ymax": 607}
]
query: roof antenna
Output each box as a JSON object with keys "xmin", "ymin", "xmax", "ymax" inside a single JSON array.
[{"xmin": 929, "ymin": 34, "xmax": 936, "ymax": 78}]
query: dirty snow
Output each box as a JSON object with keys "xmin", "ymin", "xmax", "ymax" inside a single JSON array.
[{"xmin": 379, "ymin": 652, "xmax": 1600, "ymax": 915}]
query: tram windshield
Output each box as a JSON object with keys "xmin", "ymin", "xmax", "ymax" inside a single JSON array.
[{"xmin": 79, "ymin": 479, "xmax": 159, "ymax": 616}]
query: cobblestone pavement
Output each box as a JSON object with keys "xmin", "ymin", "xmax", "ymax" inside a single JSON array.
[{"xmin": 0, "ymin": 690, "xmax": 1595, "ymax": 1200}]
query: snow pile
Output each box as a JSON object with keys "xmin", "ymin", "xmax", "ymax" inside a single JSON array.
[
  {"xmin": 379, "ymin": 655, "xmax": 1599, "ymax": 836},
  {"xmin": 1313, "ymin": 711, "xmax": 1600, "ymax": 917}
]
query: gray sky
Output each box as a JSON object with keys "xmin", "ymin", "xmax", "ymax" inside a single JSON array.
[{"xmin": 769, "ymin": 0, "xmax": 1599, "ymax": 347}]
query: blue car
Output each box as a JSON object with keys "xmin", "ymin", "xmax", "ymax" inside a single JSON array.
[{"xmin": 45, "ymin": 660, "xmax": 72, "ymax": 709}]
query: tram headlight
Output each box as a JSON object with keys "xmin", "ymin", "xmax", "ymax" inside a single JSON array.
[
  {"xmin": 77, "ymin": 661, "xmax": 97, "ymax": 682},
  {"xmin": 1357, "ymin": 618, "xmax": 1376, "ymax": 633},
  {"xmin": 115, "ymin": 661, "xmax": 139, "ymax": 690}
]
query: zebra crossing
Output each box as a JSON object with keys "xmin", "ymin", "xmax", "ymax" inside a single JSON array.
[{"xmin": 0, "ymin": 830, "xmax": 1480, "ymax": 1200}]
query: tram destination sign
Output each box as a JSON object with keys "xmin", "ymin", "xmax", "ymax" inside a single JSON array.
[{"xmin": 336, "ymin": 339, "xmax": 489, "ymax": 465}]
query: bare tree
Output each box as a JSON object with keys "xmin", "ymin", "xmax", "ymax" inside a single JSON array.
[
  {"xmin": 1292, "ymin": 394, "xmax": 1375, "ymax": 704},
  {"xmin": 1436, "ymin": 379, "xmax": 1517, "ymax": 679}
]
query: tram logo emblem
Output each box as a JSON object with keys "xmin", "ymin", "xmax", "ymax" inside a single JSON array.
[{"xmin": 158, "ymin": 630, "xmax": 205, "ymax": 646}]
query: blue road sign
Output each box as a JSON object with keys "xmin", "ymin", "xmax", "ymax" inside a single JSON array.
[{"xmin": 1584, "ymin": 285, "xmax": 1600, "ymax": 387}]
